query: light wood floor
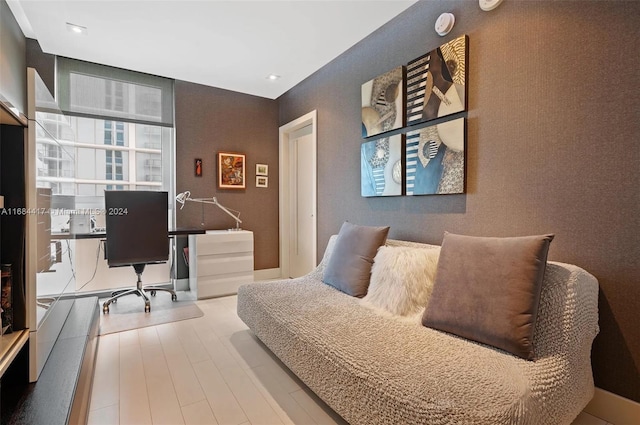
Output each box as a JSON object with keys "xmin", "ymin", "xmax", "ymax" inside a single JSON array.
[
  {"xmin": 87, "ymin": 295, "xmax": 611, "ymax": 425},
  {"xmin": 88, "ymin": 295, "xmax": 348, "ymax": 425}
]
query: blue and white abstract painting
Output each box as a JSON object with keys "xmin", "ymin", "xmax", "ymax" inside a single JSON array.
[
  {"xmin": 405, "ymin": 117, "xmax": 465, "ymax": 195},
  {"xmin": 361, "ymin": 134, "xmax": 402, "ymax": 197}
]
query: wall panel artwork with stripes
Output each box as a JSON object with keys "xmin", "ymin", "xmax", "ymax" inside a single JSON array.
[
  {"xmin": 405, "ymin": 117, "xmax": 466, "ymax": 196},
  {"xmin": 361, "ymin": 66, "xmax": 405, "ymax": 138},
  {"xmin": 360, "ymin": 35, "xmax": 468, "ymax": 198},
  {"xmin": 406, "ymin": 35, "xmax": 467, "ymax": 125},
  {"xmin": 361, "ymin": 134, "xmax": 403, "ymax": 197}
]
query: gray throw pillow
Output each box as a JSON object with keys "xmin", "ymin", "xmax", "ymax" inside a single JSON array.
[
  {"xmin": 422, "ymin": 232, "xmax": 554, "ymax": 360},
  {"xmin": 322, "ymin": 222, "xmax": 390, "ymax": 298}
]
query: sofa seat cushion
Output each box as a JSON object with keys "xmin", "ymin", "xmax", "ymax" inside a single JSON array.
[{"xmin": 238, "ymin": 276, "xmax": 552, "ymax": 425}]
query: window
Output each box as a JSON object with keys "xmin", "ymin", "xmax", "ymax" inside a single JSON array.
[{"xmin": 52, "ymin": 57, "xmax": 175, "ymax": 214}]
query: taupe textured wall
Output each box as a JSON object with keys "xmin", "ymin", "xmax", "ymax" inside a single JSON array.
[
  {"xmin": 175, "ymin": 80, "xmax": 280, "ymax": 270},
  {"xmin": 279, "ymin": 1, "xmax": 640, "ymax": 402}
]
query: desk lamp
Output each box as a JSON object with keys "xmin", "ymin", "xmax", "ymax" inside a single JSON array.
[{"xmin": 175, "ymin": 191, "xmax": 242, "ymax": 230}]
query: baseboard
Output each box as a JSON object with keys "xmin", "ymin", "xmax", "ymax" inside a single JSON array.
[
  {"xmin": 584, "ymin": 387, "xmax": 640, "ymax": 425},
  {"xmin": 253, "ymin": 268, "xmax": 281, "ymax": 281}
]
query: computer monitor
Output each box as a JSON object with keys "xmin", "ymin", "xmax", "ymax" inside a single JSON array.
[{"xmin": 104, "ymin": 190, "xmax": 169, "ymax": 267}]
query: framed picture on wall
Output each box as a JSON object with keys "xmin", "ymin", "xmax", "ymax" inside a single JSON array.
[
  {"xmin": 218, "ymin": 152, "xmax": 246, "ymax": 189},
  {"xmin": 405, "ymin": 117, "xmax": 466, "ymax": 196},
  {"xmin": 256, "ymin": 163, "xmax": 268, "ymax": 176},
  {"xmin": 361, "ymin": 133, "xmax": 403, "ymax": 197},
  {"xmin": 195, "ymin": 158, "xmax": 202, "ymax": 177},
  {"xmin": 256, "ymin": 176, "xmax": 268, "ymax": 188},
  {"xmin": 406, "ymin": 34, "xmax": 468, "ymax": 125},
  {"xmin": 361, "ymin": 66, "xmax": 405, "ymax": 138}
]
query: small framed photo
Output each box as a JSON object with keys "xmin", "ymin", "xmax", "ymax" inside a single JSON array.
[
  {"xmin": 256, "ymin": 176, "xmax": 268, "ymax": 188},
  {"xmin": 256, "ymin": 163, "xmax": 268, "ymax": 176},
  {"xmin": 195, "ymin": 158, "xmax": 203, "ymax": 177},
  {"xmin": 218, "ymin": 152, "xmax": 246, "ymax": 189}
]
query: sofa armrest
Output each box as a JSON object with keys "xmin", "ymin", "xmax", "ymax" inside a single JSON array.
[{"xmin": 533, "ymin": 262, "xmax": 599, "ymax": 359}]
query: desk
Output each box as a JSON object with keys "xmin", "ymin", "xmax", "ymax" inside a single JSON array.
[
  {"xmin": 51, "ymin": 227, "xmax": 206, "ymax": 239},
  {"xmin": 48, "ymin": 228, "xmax": 206, "ymax": 294},
  {"xmin": 51, "ymin": 228, "xmax": 252, "ymax": 298}
]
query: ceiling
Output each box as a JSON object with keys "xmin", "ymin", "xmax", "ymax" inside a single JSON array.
[{"xmin": 8, "ymin": 0, "xmax": 419, "ymax": 99}]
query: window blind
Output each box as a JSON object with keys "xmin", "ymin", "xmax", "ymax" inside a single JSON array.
[{"xmin": 57, "ymin": 57, "xmax": 174, "ymax": 127}]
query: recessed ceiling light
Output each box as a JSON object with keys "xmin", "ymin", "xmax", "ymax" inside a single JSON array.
[
  {"xmin": 66, "ymin": 22, "xmax": 87, "ymax": 35},
  {"xmin": 266, "ymin": 74, "xmax": 281, "ymax": 81}
]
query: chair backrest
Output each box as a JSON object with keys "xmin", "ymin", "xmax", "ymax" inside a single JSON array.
[{"xmin": 104, "ymin": 190, "xmax": 169, "ymax": 267}]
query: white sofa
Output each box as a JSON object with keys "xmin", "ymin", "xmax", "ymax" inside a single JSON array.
[{"xmin": 237, "ymin": 236, "xmax": 599, "ymax": 425}]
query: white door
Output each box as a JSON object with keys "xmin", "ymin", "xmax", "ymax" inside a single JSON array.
[{"xmin": 288, "ymin": 125, "xmax": 315, "ymax": 278}]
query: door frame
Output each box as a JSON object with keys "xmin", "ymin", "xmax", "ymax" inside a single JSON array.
[{"xmin": 279, "ymin": 110, "xmax": 317, "ymax": 278}]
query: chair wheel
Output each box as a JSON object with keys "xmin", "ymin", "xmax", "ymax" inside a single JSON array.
[
  {"xmin": 171, "ymin": 294, "xmax": 177, "ymax": 301},
  {"xmin": 145, "ymin": 304, "xmax": 151, "ymax": 313},
  {"xmin": 150, "ymin": 290, "xmax": 156, "ymax": 296},
  {"xmin": 103, "ymin": 305, "xmax": 109, "ymax": 314}
]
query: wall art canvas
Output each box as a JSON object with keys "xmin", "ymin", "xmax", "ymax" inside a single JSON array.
[
  {"xmin": 405, "ymin": 117, "xmax": 465, "ymax": 196},
  {"xmin": 361, "ymin": 134, "xmax": 403, "ymax": 197},
  {"xmin": 406, "ymin": 34, "xmax": 467, "ymax": 125},
  {"xmin": 361, "ymin": 66, "xmax": 405, "ymax": 138},
  {"xmin": 218, "ymin": 152, "xmax": 245, "ymax": 189}
]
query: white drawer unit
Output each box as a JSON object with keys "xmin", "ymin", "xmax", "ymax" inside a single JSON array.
[{"xmin": 188, "ymin": 230, "xmax": 254, "ymax": 299}]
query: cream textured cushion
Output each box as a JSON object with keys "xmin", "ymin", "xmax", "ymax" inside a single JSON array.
[{"xmin": 362, "ymin": 246, "xmax": 440, "ymax": 319}]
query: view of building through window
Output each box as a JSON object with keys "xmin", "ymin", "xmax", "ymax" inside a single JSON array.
[{"xmin": 36, "ymin": 114, "xmax": 171, "ymax": 205}]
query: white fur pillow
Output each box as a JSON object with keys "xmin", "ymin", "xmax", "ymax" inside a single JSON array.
[{"xmin": 362, "ymin": 246, "xmax": 440, "ymax": 319}]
